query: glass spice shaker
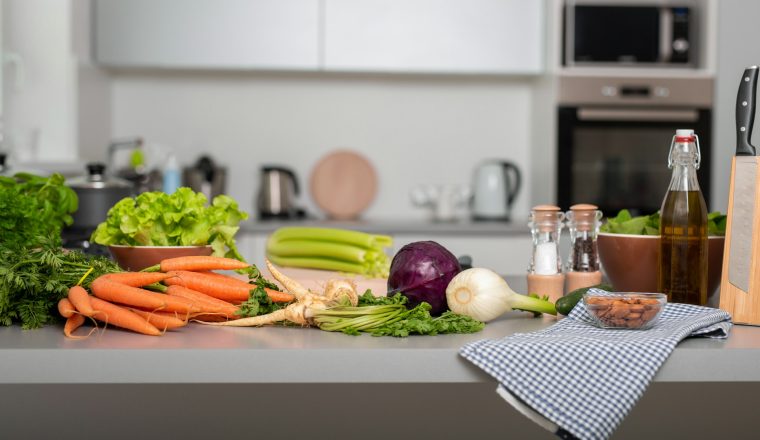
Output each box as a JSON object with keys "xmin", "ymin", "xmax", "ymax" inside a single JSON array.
[
  {"xmin": 565, "ymin": 204, "xmax": 603, "ymax": 293},
  {"xmin": 527, "ymin": 205, "xmax": 565, "ymax": 304}
]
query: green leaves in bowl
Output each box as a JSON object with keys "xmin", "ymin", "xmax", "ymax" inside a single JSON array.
[
  {"xmin": 91, "ymin": 188, "xmax": 248, "ymax": 260},
  {"xmin": 600, "ymin": 209, "xmax": 727, "ymax": 236}
]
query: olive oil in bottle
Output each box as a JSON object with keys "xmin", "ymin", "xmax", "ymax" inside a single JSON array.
[{"xmin": 658, "ymin": 130, "xmax": 708, "ymax": 305}]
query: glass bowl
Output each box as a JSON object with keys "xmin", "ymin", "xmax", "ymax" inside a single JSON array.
[{"xmin": 583, "ymin": 292, "xmax": 667, "ymax": 330}]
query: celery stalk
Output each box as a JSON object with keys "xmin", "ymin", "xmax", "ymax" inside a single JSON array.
[
  {"xmin": 266, "ymin": 239, "xmax": 369, "ymax": 264},
  {"xmin": 267, "ymin": 254, "xmax": 366, "ymax": 274},
  {"xmin": 270, "ymin": 227, "xmax": 392, "ymax": 250}
]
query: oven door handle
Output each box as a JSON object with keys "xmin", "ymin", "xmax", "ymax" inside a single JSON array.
[{"xmin": 577, "ymin": 108, "xmax": 699, "ymax": 122}]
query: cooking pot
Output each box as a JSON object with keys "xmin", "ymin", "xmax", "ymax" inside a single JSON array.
[{"xmin": 67, "ymin": 162, "xmax": 134, "ymax": 230}]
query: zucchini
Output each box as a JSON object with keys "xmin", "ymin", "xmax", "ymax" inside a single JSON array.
[{"xmin": 555, "ymin": 283, "xmax": 613, "ymax": 316}]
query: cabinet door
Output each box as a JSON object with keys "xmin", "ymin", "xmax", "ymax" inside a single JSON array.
[
  {"xmin": 94, "ymin": 0, "xmax": 319, "ymax": 69},
  {"xmin": 323, "ymin": 0, "xmax": 544, "ymax": 74}
]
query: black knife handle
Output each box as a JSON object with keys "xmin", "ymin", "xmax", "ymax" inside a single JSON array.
[{"xmin": 736, "ymin": 66, "xmax": 759, "ymax": 156}]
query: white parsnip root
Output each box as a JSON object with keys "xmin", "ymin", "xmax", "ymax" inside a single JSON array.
[{"xmin": 199, "ymin": 259, "xmax": 358, "ymax": 328}]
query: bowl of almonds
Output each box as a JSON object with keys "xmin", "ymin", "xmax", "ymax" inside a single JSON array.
[{"xmin": 583, "ymin": 292, "xmax": 666, "ymax": 330}]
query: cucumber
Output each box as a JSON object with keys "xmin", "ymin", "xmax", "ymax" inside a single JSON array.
[{"xmin": 555, "ymin": 283, "xmax": 614, "ymax": 316}]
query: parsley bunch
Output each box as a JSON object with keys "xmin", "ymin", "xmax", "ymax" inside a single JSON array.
[
  {"xmin": 312, "ymin": 291, "xmax": 485, "ymax": 337},
  {"xmin": 0, "ymin": 173, "xmax": 78, "ymax": 249}
]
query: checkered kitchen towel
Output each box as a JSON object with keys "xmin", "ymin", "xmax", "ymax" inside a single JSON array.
[{"xmin": 460, "ymin": 288, "xmax": 732, "ymax": 440}]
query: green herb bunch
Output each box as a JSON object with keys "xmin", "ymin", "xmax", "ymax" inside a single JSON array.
[
  {"xmin": 0, "ymin": 236, "xmax": 121, "ymax": 329},
  {"xmin": 0, "ymin": 173, "xmax": 78, "ymax": 249},
  {"xmin": 313, "ymin": 291, "xmax": 484, "ymax": 337}
]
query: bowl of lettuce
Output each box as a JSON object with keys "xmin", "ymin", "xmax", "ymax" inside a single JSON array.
[
  {"xmin": 598, "ymin": 209, "xmax": 725, "ymax": 304},
  {"xmin": 91, "ymin": 188, "xmax": 248, "ymax": 270}
]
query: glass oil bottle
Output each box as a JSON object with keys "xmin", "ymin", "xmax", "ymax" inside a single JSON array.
[{"xmin": 658, "ymin": 129, "xmax": 708, "ymax": 305}]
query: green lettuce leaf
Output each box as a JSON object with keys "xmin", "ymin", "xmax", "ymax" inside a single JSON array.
[
  {"xmin": 600, "ymin": 209, "xmax": 726, "ymax": 236},
  {"xmin": 91, "ymin": 188, "xmax": 249, "ymax": 260}
]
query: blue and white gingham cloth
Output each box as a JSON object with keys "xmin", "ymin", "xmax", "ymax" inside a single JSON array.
[{"xmin": 460, "ymin": 288, "xmax": 732, "ymax": 440}]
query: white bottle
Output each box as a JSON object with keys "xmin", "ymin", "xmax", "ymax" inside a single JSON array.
[{"xmin": 163, "ymin": 153, "xmax": 181, "ymax": 194}]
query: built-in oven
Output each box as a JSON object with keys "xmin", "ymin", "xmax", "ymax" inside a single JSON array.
[{"xmin": 556, "ymin": 75, "xmax": 713, "ymax": 216}]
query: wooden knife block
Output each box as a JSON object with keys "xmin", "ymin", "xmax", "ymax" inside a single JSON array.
[{"xmin": 720, "ymin": 156, "xmax": 760, "ymax": 325}]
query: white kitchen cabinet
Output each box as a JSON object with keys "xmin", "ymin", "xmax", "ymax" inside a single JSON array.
[
  {"xmin": 323, "ymin": 0, "xmax": 544, "ymax": 74},
  {"xmin": 94, "ymin": 0, "xmax": 319, "ymax": 69}
]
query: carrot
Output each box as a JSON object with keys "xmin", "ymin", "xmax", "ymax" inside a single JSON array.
[
  {"xmin": 197, "ymin": 270, "xmax": 254, "ymax": 286},
  {"xmin": 155, "ymin": 256, "xmax": 250, "ymax": 272},
  {"xmin": 190, "ymin": 313, "xmax": 236, "ymax": 322},
  {"xmin": 58, "ymin": 298, "xmax": 76, "ymax": 319},
  {"xmin": 127, "ymin": 308, "xmax": 188, "ymax": 330},
  {"xmin": 164, "ymin": 271, "xmax": 295, "ymax": 304},
  {"xmin": 100, "ymin": 272, "xmax": 174, "ymax": 287},
  {"xmin": 166, "ymin": 285, "xmax": 239, "ymax": 318},
  {"xmin": 92, "ymin": 276, "xmax": 201, "ymax": 314},
  {"xmin": 68, "ymin": 285, "xmax": 95, "ymax": 316},
  {"xmin": 89, "ymin": 297, "xmax": 161, "ymax": 336},
  {"xmin": 64, "ymin": 314, "xmax": 86, "ymax": 338}
]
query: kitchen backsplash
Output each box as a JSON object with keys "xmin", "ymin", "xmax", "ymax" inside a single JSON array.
[{"xmin": 89, "ymin": 71, "xmax": 534, "ymax": 221}]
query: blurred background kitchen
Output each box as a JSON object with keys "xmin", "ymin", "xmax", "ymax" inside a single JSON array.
[{"xmin": 1, "ymin": 0, "xmax": 759, "ymax": 273}]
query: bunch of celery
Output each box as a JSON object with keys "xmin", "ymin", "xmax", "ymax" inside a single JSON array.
[{"xmin": 265, "ymin": 227, "xmax": 393, "ymax": 278}]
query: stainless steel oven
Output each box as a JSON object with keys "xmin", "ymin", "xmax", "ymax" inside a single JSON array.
[{"xmin": 557, "ymin": 75, "xmax": 713, "ymax": 216}]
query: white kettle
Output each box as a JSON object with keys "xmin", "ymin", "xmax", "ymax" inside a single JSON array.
[{"xmin": 471, "ymin": 160, "xmax": 522, "ymax": 221}]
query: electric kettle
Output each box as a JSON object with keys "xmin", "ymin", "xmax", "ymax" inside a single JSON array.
[
  {"xmin": 256, "ymin": 165, "xmax": 302, "ymax": 219},
  {"xmin": 471, "ymin": 160, "xmax": 522, "ymax": 221}
]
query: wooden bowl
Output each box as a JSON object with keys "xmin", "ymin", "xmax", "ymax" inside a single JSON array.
[
  {"xmin": 597, "ymin": 233, "xmax": 725, "ymax": 305},
  {"xmin": 108, "ymin": 245, "xmax": 213, "ymax": 271}
]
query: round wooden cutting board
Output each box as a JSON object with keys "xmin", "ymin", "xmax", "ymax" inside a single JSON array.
[{"xmin": 309, "ymin": 150, "xmax": 378, "ymax": 220}]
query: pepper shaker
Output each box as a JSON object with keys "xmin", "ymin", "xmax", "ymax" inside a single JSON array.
[
  {"xmin": 565, "ymin": 204, "xmax": 603, "ymax": 293},
  {"xmin": 527, "ymin": 205, "xmax": 565, "ymax": 304}
]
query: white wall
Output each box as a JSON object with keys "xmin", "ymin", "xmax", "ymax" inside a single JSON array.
[
  {"xmin": 2, "ymin": 0, "xmax": 77, "ymax": 161},
  {"xmin": 105, "ymin": 71, "xmax": 536, "ymax": 220},
  {"xmin": 713, "ymin": 0, "xmax": 760, "ymax": 213}
]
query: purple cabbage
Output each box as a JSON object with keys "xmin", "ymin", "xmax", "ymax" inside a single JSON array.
[{"xmin": 387, "ymin": 241, "xmax": 462, "ymax": 316}]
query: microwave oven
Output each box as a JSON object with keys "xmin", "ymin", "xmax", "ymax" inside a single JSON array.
[{"xmin": 564, "ymin": 1, "xmax": 695, "ymax": 66}]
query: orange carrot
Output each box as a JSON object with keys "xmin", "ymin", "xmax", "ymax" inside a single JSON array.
[
  {"xmin": 58, "ymin": 298, "xmax": 76, "ymax": 319},
  {"xmin": 92, "ymin": 276, "xmax": 201, "ymax": 314},
  {"xmin": 164, "ymin": 271, "xmax": 295, "ymax": 304},
  {"xmin": 166, "ymin": 285, "xmax": 239, "ymax": 318},
  {"xmin": 64, "ymin": 314, "xmax": 86, "ymax": 338},
  {"xmin": 89, "ymin": 297, "xmax": 161, "ymax": 336},
  {"xmin": 127, "ymin": 308, "xmax": 188, "ymax": 330},
  {"xmin": 263, "ymin": 288, "xmax": 295, "ymax": 303},
  {"xmin": 100, "ymin": 272, "xmax": 174, "ymax": 287},
  {"xmin": 68, "ymin": 285, "xmax": 95, "ymax": 316},
  {"xmin": 191, "ymin": 313, "xmax": 235, "ymax": 322},
  {"xmin": 157, "ymin": 256, "xmax": 250, "ymax": 272}
]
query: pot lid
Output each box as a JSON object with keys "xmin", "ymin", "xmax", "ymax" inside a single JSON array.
[{"xmin": 67, "ymin": 162, "xmax": 133, "ymax": 189}]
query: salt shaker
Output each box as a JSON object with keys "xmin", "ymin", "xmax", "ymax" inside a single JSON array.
[
  {"xmin": 527, "ymin": 205, "xmax": 565, "ymax": 304},
  {"xmin": 565, "ymin": 204, "xmax": 603, "ymax": 293}
]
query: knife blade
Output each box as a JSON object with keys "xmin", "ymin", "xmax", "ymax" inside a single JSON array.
[{"xmin": 728, "ymin": 66, "xmax": 759, "ymax": 293}]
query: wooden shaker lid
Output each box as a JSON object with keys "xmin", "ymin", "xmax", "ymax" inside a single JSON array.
[
  {"xmin": 531, "ymin": 205, "xmax": 562, "ymax": 232},
  {"xmin": 569, "ymin": 204, "xmax": 599, "ymax": 232}
]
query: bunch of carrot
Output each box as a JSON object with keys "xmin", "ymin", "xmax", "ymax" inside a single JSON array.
[{"xmin": 58, "ymin": 256, "xmax": 295, "ymax": 338}]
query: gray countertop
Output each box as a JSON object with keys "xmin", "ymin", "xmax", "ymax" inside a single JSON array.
[
  {"xmin": 239, "ymin": 218, "xmax": 530, "ymax": 236},
  {"xmin": 2, "ymin": 272, "xmax": 758, "ymax": 385}
]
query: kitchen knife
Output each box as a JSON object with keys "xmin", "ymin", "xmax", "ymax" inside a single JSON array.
[{"xmin": 727, "ymin": 66, "xmax": 759, "ymax": 294}]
